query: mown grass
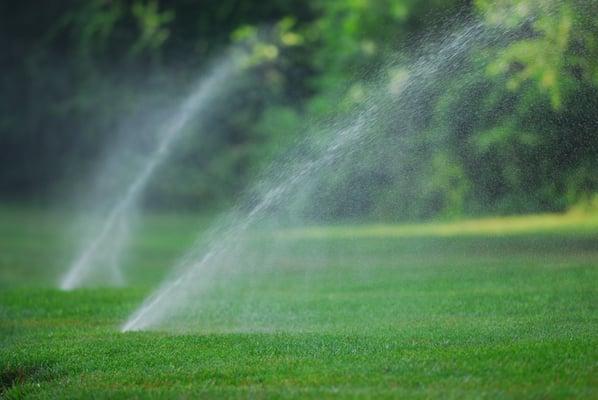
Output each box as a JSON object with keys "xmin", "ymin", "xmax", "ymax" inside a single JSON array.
[{"xmin": 0, "ymin": 208, "xmax": 597, "ymax": 398}]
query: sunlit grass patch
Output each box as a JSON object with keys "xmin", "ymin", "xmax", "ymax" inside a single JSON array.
[{"xmin": 283, "ymin": 211, "xmax": 598, "ymax": 239}]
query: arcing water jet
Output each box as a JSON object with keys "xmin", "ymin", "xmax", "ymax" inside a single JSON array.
[
  {"xmin": 61, "ymin": 52, "xmax": 242, "ymax": 290},
  {"xmin": 122, "ymin": 5, "xmax": 565, "ymax": 332}
]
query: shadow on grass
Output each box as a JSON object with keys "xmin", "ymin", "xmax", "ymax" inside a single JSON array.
[{"xmin": 0, "ymin": 363, "xmax": 58, "ymax": 396}]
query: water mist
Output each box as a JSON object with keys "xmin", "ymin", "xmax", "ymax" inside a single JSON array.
[
  {"xmin": 123, "ymin": 10, "xmax": 552, "ymax": 332},
  {"xmin": 60, "ymin": 52, "xmax": 243, "ymax": 290}
]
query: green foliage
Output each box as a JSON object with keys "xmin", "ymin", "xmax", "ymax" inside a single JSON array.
[
  {"xmin": 0, "ymin": 0, "xmax": 596, "ymax": 220},
  {"xmin": 130, "ymin": 0, "xmax": 175, "ymax": 57}
]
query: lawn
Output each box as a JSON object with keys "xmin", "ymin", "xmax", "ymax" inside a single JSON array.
[{"xmin": 1, "ymin": 208, "xmax": 597, "ymax": 398}]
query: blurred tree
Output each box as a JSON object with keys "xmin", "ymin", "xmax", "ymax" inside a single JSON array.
[{"xmin": 0, "ymin": 0, "xmax": 596, "ymax": 219}]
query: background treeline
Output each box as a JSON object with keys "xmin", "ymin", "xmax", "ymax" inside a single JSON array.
[{"xmin": 1, "ymin": 0, "xmax": 597, "ymax": 220}]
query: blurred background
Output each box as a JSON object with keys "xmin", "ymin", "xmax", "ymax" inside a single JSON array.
[{"xmin": 1, "ymin": 0, "xmax": 597, "ymax": 221}]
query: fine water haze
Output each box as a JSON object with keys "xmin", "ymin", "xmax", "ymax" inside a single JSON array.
[
  {"xmin": 60, "ymin": 51, "xmax": 245, "ymax": 290},
  {"xmin": 122, "ymin": 13, "xmax": 547, "ymax": 332}
]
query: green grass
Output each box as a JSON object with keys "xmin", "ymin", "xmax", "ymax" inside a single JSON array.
[{"xmin": 1, "ymin": 209, "xmax": 597, "ymax": 398}]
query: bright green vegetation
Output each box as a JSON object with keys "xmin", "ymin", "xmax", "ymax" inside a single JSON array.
[
  {"xmin": 1, "ymin": 210, "xmax": 597, "ymax": 398},
  {"xmin": 2, "ymin": 1, "xmax": 598, "ymax": 219}
]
